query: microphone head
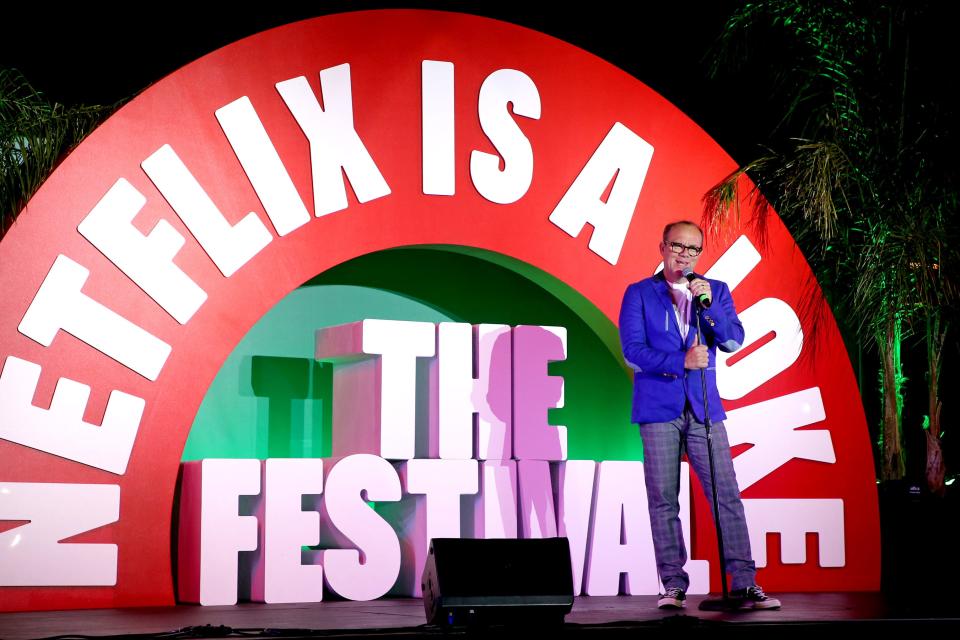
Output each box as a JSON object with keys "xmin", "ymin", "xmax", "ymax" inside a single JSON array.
[{"xmin": 682, "ymin": 267, "xmax": 712, "ymax": 306}]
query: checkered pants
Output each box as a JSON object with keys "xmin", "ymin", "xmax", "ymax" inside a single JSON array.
[{"xmin": 639, "ymin": 407, "xmax": 756, "ymax": 591}]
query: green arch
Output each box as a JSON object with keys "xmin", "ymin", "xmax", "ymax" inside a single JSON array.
[{"xmin": 183, "ymin": 245, "xmax": 640, "ymax": 462}]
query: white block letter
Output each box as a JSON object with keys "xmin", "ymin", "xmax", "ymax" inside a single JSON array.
[
  {"xmin": 743, "ymin": 499, "xmax": 845, "ymax": 567},
  {"xmin": 276, "ymin": 64, "xmax": 391, "ymax": 216},
  {"xmin": 316, "ymin": 320, "xmax": 435, "ymax": 460},
  {"xmin": 216, "ymin": 96, "xmax": 312, "ymax": 236},
  {"xmin": 549, "ymin": 123, "xmax": 654, "ymax": 265},
  {"xmin": 583, "ymin": 461, "xmax": 708, "ymax": 595},
  {"xmin": 422, "ymin": 60, "xmax": 455, "ymax": 196},
  {"xmin": 554, "ymin": 460, "xmax": 596, "ymax": 596},
  {"xmin": 320, "ymin": 454, "xmax": 402, "ymax": 601},
  {"xmin": 383, "ymin": 459, "xmax": 479, "ymax": 596},
  {"xmin": 704, "ymin": 235, "xmax": 762, "ymax": 292},
  {"xmin": 252, "ymin": 458, "xmax": 324, "ymax": 603},
  {"xmin": 0, "ymin": 356, "xmax": 144, "ymax": 474},
  {"xmin": 584, "ymin": 461, "xmax": 658, "ymax": 595},
  {"xmin": 725, "ymin": 387, "xmax": 833, "ymax": 490},
  {"xmin": 18, "ymin": 255, "xmax": 171, "ymax": 380},
  {"xmin": 717, "ymin": 298, "xmax": 803, "ymax": 399},
  {"xmin": 177, "ymin": 459, "xmax": 260, "ymax": 605},
  {"xmin": 0, "ymin": 482, "xmax": 119, "ymax": 586},
  {"xmin": 432, "ymin": 323, "xmax": 512, "ymax": 460},
  {"xmin": 142, "ymin": 144, "xmax": 272, "ymax": 277},
  {"xmin": 470, "ymin": 69, "xmax": 541, "ymax": 204},
  {"xmin": 77, "ymin": 178, "xmax": 207, "ymax": 324}
]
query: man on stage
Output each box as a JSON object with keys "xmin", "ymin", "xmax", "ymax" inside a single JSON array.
[{"xmin": 619, "ymin": 220, "xmax": 781, "ymax": 610}]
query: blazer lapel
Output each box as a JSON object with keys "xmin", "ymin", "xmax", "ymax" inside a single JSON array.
[
  {"xmin": 656, "ymin": 272, "xmax": 701, "ymax": 349},
  {"xmin": 653, "ymin": 273, "xmax": 684, "ymax": 343},
  {"xmin": 683, "ymin": 272, "xmax": 704, "ymax": 349},
  {"xmin": 684, "ymin": 314, "xmax": 698, "ymax": 348}
]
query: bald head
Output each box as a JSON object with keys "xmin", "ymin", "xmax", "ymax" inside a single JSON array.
[{"xmin": 661, "ymin": 220, "xmax": 703, "ymax": 245}]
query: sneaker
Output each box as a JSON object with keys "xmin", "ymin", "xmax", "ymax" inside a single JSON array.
[
  {"xmin": 657, "ymin": 586, "xmax": 686, "ymax": 609},
  {"xmin": 732, "ymin": 585, "xmax": 781, "ymax": 610}
]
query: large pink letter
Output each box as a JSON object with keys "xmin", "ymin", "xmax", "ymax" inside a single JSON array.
[
  {"xmin": 517, "ymin": 459, "xmax": 558, "ymax": 539},
  {"xmin": 554, "ymin": 460, "xmax": 597, "ymax": 596},
  {"xmin": 513, "ymin": 325, "xmax": 567, "ymax": 460},
  {"xmin": 470, "ymin": 459, "xmax": 518, "ymax": 539}
]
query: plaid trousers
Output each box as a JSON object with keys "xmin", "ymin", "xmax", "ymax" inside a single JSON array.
[{"xmin": 639, "ymin": 407, "xmax": 756, "ymax": 592}]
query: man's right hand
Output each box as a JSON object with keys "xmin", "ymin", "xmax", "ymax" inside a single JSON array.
[{"xmin": 684, "ymin": 335, "xmax": 709, "ymax": 369}]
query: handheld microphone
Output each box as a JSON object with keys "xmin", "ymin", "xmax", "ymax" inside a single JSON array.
[{"xmin": 682, "ymin": 267, "xmax": 712, "ymax": 307}]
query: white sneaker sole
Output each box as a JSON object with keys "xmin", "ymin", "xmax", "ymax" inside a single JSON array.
[
  {"xmin": 657, "ymin": 599, "xmax": 686, "ymax": 609},
  {"xmin": 738, "ymin": 599, "xmax": 781, "ymax": 610}
]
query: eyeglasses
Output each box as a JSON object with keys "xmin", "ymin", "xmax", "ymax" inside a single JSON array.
[{"xmin": 665, "ymin": 241, "xmax": 702, "ymax": 257}]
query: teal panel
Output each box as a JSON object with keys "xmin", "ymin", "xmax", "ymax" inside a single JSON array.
[
  {"xmin": 183, "ymin": 246, "xmax": 640, "ymax": 463},
  {"xmin": 182, "ymin": 285, "xmax": 454, "ymax": 461}
]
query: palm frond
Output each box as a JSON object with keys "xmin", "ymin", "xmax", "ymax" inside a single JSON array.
[{"xmin": 0, "ymin": 68, "xmax": 117, "ymax": 236}]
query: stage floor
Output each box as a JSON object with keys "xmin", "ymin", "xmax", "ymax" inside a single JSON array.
[{"xmin": 3, "ymin": 593, "xmax": 959, "ymax": 639}]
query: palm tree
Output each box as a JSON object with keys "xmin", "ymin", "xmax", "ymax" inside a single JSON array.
[
  {"xmin": 0, "ymin": 68, "xmax": 115, "ymax": 236},
  {"xmin": 701, "ymin": 1, "xmax": 957, "ymax": 489}
]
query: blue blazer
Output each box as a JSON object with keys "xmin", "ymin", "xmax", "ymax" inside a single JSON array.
[{"xmin": 619, "ymin": 272, "xmax": 744, "ymax": 424}]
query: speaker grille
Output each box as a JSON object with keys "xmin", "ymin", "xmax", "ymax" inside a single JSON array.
[{"xmin": 422, "ymin": 537, "xmax": 574, "ymax": 625}]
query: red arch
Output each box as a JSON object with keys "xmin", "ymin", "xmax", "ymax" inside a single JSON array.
[{"xmin": 0, "ymin": 10, "xmax": 877, "ymax": 610}]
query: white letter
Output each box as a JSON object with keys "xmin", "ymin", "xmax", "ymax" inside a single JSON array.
[
  {"xmin": 584, "ymin": 461, "xmax": 708, "ymax": 595},
  {"xmin": 554, "ymin": 460, "xmax": 596, "ymax": 596},
  {"xmin": 216, "ymin": 96, "xmax": 312, "ymax": 236},
  {"xmin": 470, "ymin": 69, "xmax": 541, "ymax": 204},
  {"xmin": 252, "ymin": 458, "xmax": 324, "ymax": 603},
  {"xmin": 432, "ymin": 323, "xmax": 512, "ymax": 460},
  {"xmin": 381, "ymin": 459, "xmax": 479, "ymax": 597},
  {"xmin": 177, "ymin": 459, "xmax": 260, "ymax": 605},
  {"xmin": 276, "ymin": 64, "xmax": 391, "ymax": 216},
  {"xmin": 0, "ymin": 482, "xmax": 119, "ymax": 586},
  {"xmin": 404, "ymin": 459, "xmax": 478, "ymax": 541},
  {"xmin": 549, "ymin": 123, "xmax": 653, "ymax": 265},
  {"xmin": 717, "ymin": 298, "xmax": 803, "ymax": 399},
  {"xmin": 0, "ymin": 356, "xmax": 144, "ymax": 474},
  {"xmin": 704, "ymin": 235, "xmax": 762, "ymax": 292},
  {"xmin": 18, "ymin": 255, "xmax": 171, "ymax": 380},
  {"xmin": 726, "ymin": 387, "xmax": 834, "ymax": 490},
  {"xmin": 77, "ymin": 178, "xmax": 207, "ymax": 324},
  {"xmin": 422, "ymin": 60, "xmax": 455, "ymax": 196},
  {"xmin": 320, "ymin": 454, "xmax": 402, "ymax": 601},
  {"xmin": 142, "ymin": 144, "xmax": 272, "ymax": 277},
  {"xmin": 584, "ymin": 461, "xmax": 657, "ymax": 595},
  {"xmin": 316, "ymin": 320, "xmax": 435, "ymax": 460},
  {"xmin": 743, "ymin": 499, "xmax": 845, "ymax": 567}
]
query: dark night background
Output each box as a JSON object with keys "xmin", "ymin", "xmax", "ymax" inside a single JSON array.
[
  {"xmin": 3, "ymin": 2, "xmax": 959, "ymax": 592},
  {"xmin": 6, "ymin": 1, "xmax": 951, "ymax": 169},
  {"xmin": 3, "ymin": 2, "xmax": 755, "ymax": 156}
]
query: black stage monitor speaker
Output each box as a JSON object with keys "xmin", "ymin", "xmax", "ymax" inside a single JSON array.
[{"xmin": 422, "ymin": 537, "xmax": 574, "ymax": 626}]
